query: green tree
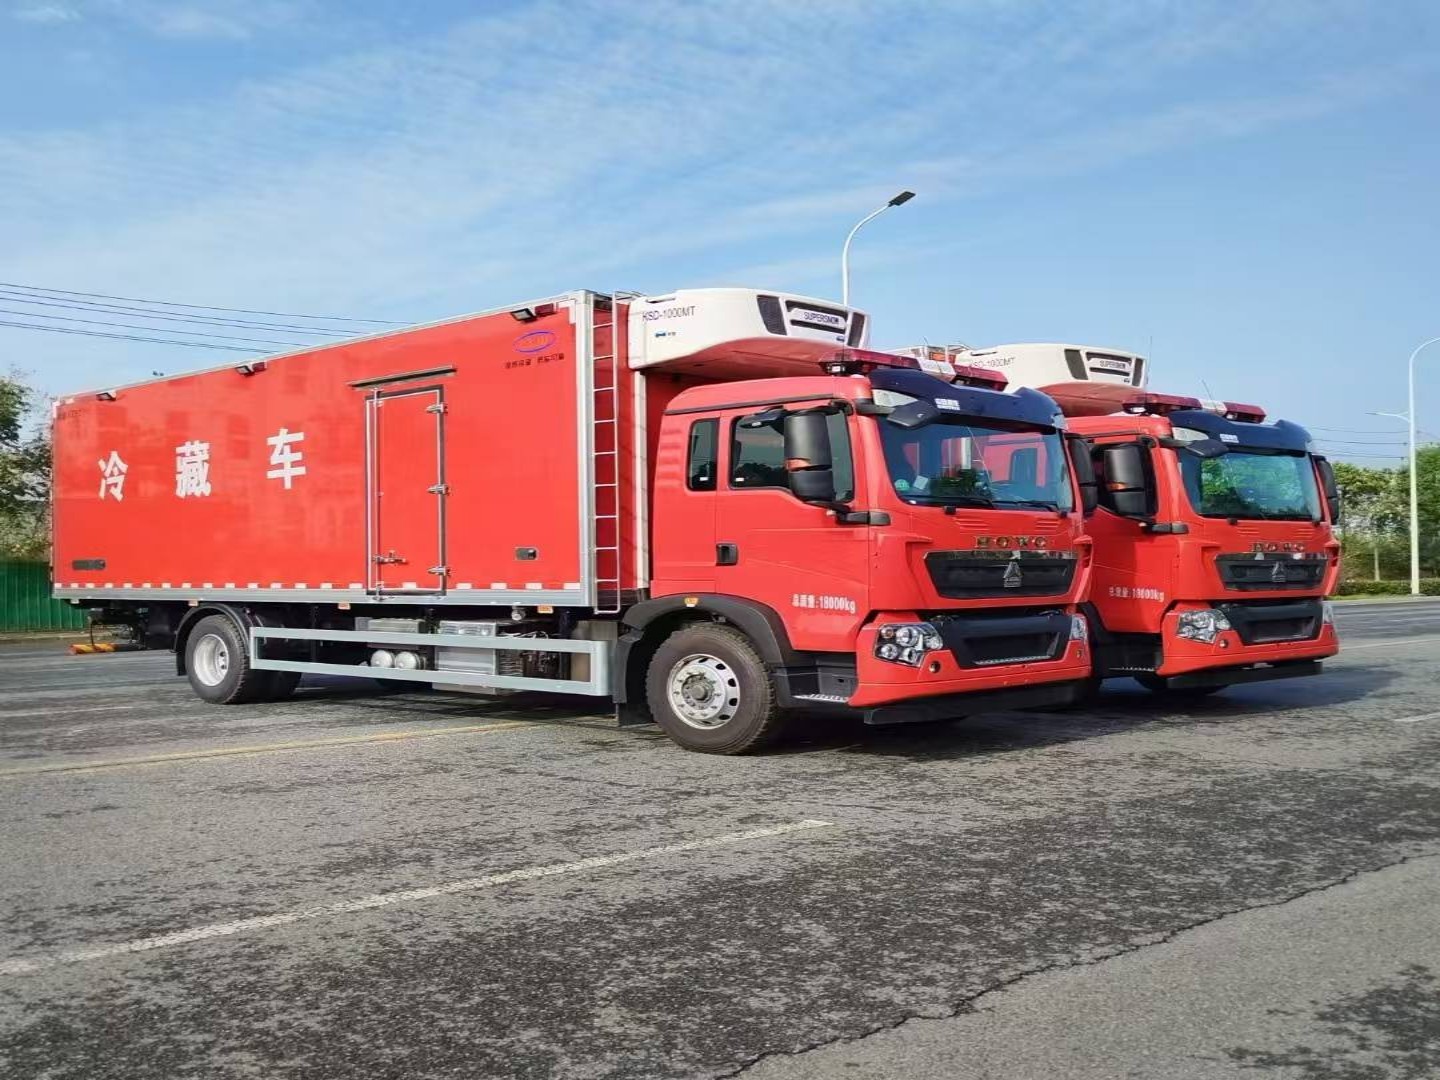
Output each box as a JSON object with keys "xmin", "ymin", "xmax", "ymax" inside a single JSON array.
[
  {"xmin": 1332, "ymin": 461, "xmax": 1406, "ymax": 580},
  {"xmin": 0, "ymin": 371, "xmax": 53, "ymax": 559},
  {"xmin": 1395, "ymin": 444, "xmax": 1440, "ymax": 577}
]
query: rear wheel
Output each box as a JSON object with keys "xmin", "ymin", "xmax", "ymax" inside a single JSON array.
[
  {"xmin": 266, "ymin": 670, "xmax": 302, "ymax": 701},
  {"xmin": 186, "ymin": 614, "xmax": 297, "ymax": 704},
  {"xmin": 645, "ymin": 623, "xmax": 787, "ymax": 754},
  {"xmin": 186, "ymin": 614, "xmax": 275, "ymax": 704}
]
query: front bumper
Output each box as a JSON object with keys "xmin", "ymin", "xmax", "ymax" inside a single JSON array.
[
  {"xmin": 845, "ymin": 610, "xmax": 1092, "ymax": 710},
  {"xmin": 1156, "ymin": 613, "xmax": 1338, "ymax": 678}
]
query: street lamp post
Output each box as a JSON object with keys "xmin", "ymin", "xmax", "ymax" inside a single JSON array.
[
  {"xmin": 1404, "ymin": 337, "xmax": 1440, "ymax": 595},
  {"xmin": 841, "ymin": 191, "xmax": 915, "ymax": 307}
]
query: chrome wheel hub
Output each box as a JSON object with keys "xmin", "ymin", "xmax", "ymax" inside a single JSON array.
[
  {"xmin": 667, "ymin": 654, "xmax": 740, "ymax": 730},
  {"xmin": 192, "ymin": 633, "xmax": 231, "ymax": 687}
]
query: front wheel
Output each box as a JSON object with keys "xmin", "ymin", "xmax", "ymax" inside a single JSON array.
[{"xmin": 645, "ymin": 624, "xmax": 788, "ymax": 754}]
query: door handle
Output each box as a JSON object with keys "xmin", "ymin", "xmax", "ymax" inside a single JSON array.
[{"xmin": 716, "ymin": 543, "xmax": 739, "ymax": 566}]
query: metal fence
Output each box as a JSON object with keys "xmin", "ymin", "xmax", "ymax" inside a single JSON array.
[{"xmin": 0, "ymin": 560, "xmax": 87, "ymax": 633}]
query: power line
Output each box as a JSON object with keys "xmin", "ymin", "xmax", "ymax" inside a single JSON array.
[
  {"xmin": 1313, "ymin": 438, "xmax": 1410, "ymax": 447},
  {"xmin": 0, "ymin": 308, "xmax": 309, "ymax": 348},
  {"xmin": 0, "ymin": 281, "xmax": 405, "ymax": 325},
  {"xmin": 0, "ymin": 319, "xmax": 268, "ymax": 352},
  {"xmin": 0, "ymin": 290, "xmax": 356, "ymax": 337}
]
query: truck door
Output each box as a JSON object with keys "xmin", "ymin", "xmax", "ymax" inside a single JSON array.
[
  {"xmin": 367, "ymin": 387, "xmax": 447, "ymax": 594},
  {"xmin": 714, "ymin": 406, "xmax": 869, "ymax": 651}
]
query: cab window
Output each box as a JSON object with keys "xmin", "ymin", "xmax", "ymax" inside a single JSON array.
[
  {"xmin": 686, "ymin": 419, "xmax": 717, "ymax": 491},
  {"xmin": 730, "ymin": 410, "xmax": 854, "ymax": 501}
]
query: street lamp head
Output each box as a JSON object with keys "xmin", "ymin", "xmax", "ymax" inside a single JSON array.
[{"xmin": 888, "ymin": 190, "xmax": 916, "ymax": 207}]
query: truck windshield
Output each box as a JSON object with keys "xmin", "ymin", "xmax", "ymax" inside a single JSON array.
[
  {"xmin": 878, "ymin": 418, "xmax": 1074, "ymax": 511},
  {"xmin": 1178, "ymin": 451, "xmax": 1321, "ymax": 521}
]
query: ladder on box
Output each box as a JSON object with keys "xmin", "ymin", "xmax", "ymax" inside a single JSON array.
[{"xmin": 590, "ymin": 292, "xmax": 638, "ymax": 615}]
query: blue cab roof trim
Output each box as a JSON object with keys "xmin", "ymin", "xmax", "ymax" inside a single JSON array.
[
  {"xmin": 1168, "ymin": 409, "xmax": 1312, "ymax": 452},
  {"xmin": 868, "ymin": 368, "xmax": 1061, "ymax": 429}
]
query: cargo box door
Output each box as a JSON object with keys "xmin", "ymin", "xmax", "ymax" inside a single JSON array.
[{"xmin": 367, "ymin": 388, "xmax": 447, "ymax": 594}]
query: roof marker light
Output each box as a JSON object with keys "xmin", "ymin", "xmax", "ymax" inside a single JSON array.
[
  {"xmin": 951, "ymin": 364, "xmax": 1008, "ymax": 392},
  {"xmin": 1222, "ymin": 401, "xmax": 1267, "ymax": 423},
  {"xmin": 821, "ymin": 348, "xmax": 1007, "ymax": 390},
  {"xmin": 1122, "ymin": 392, "xmax": 1203, "ymax": 416}
]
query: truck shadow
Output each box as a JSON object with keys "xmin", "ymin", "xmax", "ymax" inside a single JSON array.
[
  {"xmin": 272, "ymin": 665, "xmax": 1399, "ymax": 762},
  {"xmin": 778, "ymin": 663, "xmax": 1399, "ymax": 760}
]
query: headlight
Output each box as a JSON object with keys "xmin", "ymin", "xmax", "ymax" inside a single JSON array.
[
  {"xmin": 874, "ymin": 622, "xmax": 944, "ymax": 666},
  {"xmin": 1176, "ymin": 609, "xmax": 1232, "ymax": 644},
  {"xmin": 1069, "ymin": 614, "xmax": 1088, "ymax": 641},
  {"xmin": 1321, "ymin": 601, "xmax": 1335, "ymax": 625}
]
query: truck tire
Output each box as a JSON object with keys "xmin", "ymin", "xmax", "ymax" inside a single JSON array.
[
  {"xmin": 267, "ymin": 671, "xmax": 303, "ymax": 701},
  {"xmin": 646, "ymin": 623, "xmax": 787, "ymax": 754},
  {"xmin": 185, "ymin": 613, "xmax": 284, "ymax": 705}
]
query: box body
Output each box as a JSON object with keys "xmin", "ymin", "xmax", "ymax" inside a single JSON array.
[{"xmin": 52, "ymin": 291, "xmax": 629, "ymax": 607}]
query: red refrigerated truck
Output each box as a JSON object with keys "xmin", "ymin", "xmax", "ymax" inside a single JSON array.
[
  {"xmin": 52, "ymin": 288, "xmax": 1095, "ymax": 753},
  {"xmin": 895, "ymin": 344, "xmax": 1342, "ymax": 696}
]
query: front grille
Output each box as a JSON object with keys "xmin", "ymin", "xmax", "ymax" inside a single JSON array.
[
  {"xmin": 933, "ymin": 610, "xmax": 1071, "ymax": 668},
  {"xmin": 926, "ymin": 551, "xmax": 1077, "ymax": 599},
  {"xmin": 1217, "ymin": 600, "xmax": 1325, "ymax": 645},
  {"xmin": 1216, "ymin": 553, "xmax": 1327, "ymax": 591}
]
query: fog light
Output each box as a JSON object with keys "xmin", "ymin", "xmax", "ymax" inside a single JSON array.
[
  {"xmin": 371, "ymin": 649, "xmax": 395, "ymax": 668},
  {"xmin": 1069, "ymin": 614, "xmax": 1088, "ymax": 641}
]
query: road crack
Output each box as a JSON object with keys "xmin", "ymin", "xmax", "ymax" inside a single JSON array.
[{"xmin": 711, "ymin": 849, "xmax": 1440, "ymax": 1079}]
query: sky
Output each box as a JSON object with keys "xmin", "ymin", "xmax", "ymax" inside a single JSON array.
[{"xmin": 2, "ymin": 0, "xmax": 1438, "ymax": 466}]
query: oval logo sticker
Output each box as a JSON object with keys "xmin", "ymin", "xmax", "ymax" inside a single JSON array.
[{"xmin": 514, "ymin": 330, "xmax": 557, "ymax": 354}]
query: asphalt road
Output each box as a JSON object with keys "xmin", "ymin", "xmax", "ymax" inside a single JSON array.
[{"xmin": 2, "ymin": 599, "xmax": 1439, "ymax": 1079}]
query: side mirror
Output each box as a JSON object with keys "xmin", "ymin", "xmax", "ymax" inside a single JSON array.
[
  {"xmin": 784, "ymin": 409, "xmax": 838, "ymax": 506},
  {"xmin": 1315, "ymin": 456, "xmax": 1341, "ymax": 524},
  {"xmin": 885, "ymin": 400, "xmax": 941, "ymax": 430},
  {"xmin": 1067, "ymin": 436, "xmax": 1098, "ymax": 515},
  {"xmin": 1101, "ymin": 443, "xmax": 1154, "ymax": 520}
]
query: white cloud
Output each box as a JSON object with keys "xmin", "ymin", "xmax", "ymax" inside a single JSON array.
[
  {"xmin": 143, "ymin": 7, "xmax": 252, "ymax": 39},
  {"xmin": 12, "ymin": 4, "xmax": 81, "ymax": 23}
]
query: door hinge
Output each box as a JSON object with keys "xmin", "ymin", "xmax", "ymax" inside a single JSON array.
[
  {"xmin": 428, "ymin": 565, "xmax": 450, "ymax": 576},
  {"xmin": 426, "ymin": 403, "xmax": 448, "ymax": 414},
  {"xmin": 427, "ymin": 483, "xmax": 450, "ymax": 495}
]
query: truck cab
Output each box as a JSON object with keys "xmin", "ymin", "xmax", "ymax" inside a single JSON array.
[
  {"xmin": 893, "ymin": 342, "xmax": 1341, "ymax": 695},
  {"xmin": 1069, "ymin": 392, "xmax": 1341, "ymax": 693},
  {"xmin": 637, "ymin": 349, "xmax": 1094, "ymax": 738}
]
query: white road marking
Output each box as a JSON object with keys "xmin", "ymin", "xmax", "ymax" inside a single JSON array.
[
  {"xmin": 0, "ymin": 819, "xmax": 835, "ymax": 976},
  {"xmin": 1391, "ymin": 713, "xmax": 1440, "ymax": 724},
  {"xmin": 0, "ymin": 703, "xmax": 156, "ymax": 719},
  {"xmin": 1340, "ymin": 637, "xmax": 1437, "ymax": 651}
]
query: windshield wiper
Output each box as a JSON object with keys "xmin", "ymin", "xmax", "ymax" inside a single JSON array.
[
  {"xmin": 904, "ymin": 493, "xmax": 996, "ymax": 509},
  {"xmin": 996, "ymin": 498, "xmax": 1064, "ymax": 512}
]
